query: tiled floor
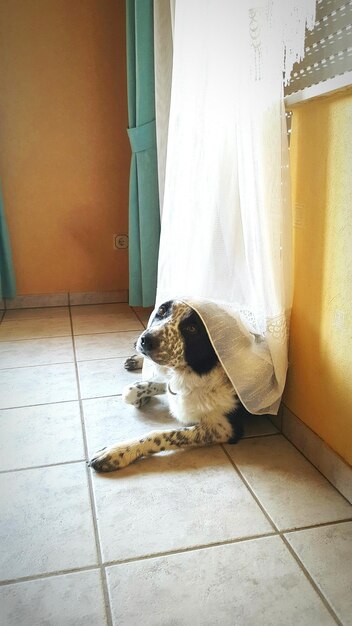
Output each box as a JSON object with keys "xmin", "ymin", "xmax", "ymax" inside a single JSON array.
[{"xmin": 0, "ymin": 303, "xmax": 351, "ymax": 626}]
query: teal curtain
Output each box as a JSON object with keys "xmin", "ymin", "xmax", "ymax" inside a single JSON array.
[
  {"xmin": 126, "ymin": 0, "xmax": 160, "ymax": 307},
  {"xmin": 0, "ymin": 184, "xmax": 16, "ymax": 299}
]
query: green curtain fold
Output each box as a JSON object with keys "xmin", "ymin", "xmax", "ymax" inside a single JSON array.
[
  {"xmin": 0, "ymin": 184, "xmax": 16, "ymax": 299},
  {"xmin": 126, "ymin": 0, "xmax": 160, "ymax": 307}
]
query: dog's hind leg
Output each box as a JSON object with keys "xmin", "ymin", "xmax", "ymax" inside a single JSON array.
[
  {"xmin": 122, "ymin": 380, "xmax": 167, "ymax": 408},
  {"xmin": 124, "ymin": 355, "xmax": 144, "ymax": 371},
  {"xmin": 89, "ymin": 421, "xmax": 232, "ymax": 472}
]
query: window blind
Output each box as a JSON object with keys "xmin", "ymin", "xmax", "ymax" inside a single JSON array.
[{"xmin": 284, "ymin": 0, "xmax": 352, "ymax": 105}]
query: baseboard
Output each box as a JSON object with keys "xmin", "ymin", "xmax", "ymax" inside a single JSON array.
[
  {"xmin": 282, "ymin": 405, "xmax": 352, "ymax": 504},
  {"xmin": 4, "ymin": 290, "xmax": 129, "ymax": 309},
  {"xmin": 69, "ymin": 290, "xmax": 128, "ymax": 306},
  {"xmin": 268, "ymin": 404, "xmax": 283, "ymax": 431}
]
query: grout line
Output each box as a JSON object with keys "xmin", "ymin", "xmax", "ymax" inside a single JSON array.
[
  {"xmin": 221, "ymin": 445, "xmax": 343, "ymax": 625},
  {"xmin": 0, "ymin": 334, "xmax": 73, "ymax": 344},
  {"xmin": 0, "ymin": 398, "xmax": 82, "ymax": 411},
  {"xmin": 68, "ymin": 304, "xmax": 113, "ymax": 626},
  {"xmin": 0, "ymin": 565, "xmax": 100, "ymax": 587},
  {"xmin": 131, "ymin": 307, "xmax": 151, "ymax": 330},
  {"xmin": 282, "ymin": 517, "xmax": 352, "ymax": 535},
  {"xmin": 73, "ymin": 328, "xmax": 143, "ymax": 337},
  {"xmin": 221, "ymin": 445, "xmax": 278, "ymax": 532},
  {"xmin": 242, "ymin": 431, "xmax": 281, "ymax": 439},
  {"xmin": 0, "ymin": 532, "xmax": 284, "ymax": 588},
  {"xmin": 0, "ymin": 361, "xmax": 76, "ymax": 372},
  {"xmin": 0, "ymin": 359, "xmax": 76, "ymax": 372},
  {"xmin": 76, "ymin": 355, "xmax": 139, "ymax": 364},
  {"xmin": 0, "ymin": 355, "xmax": 140, "ymax": 371},
  {"xmin": 281, "ymin": 535, "xmax": 343, "ymax": 625},
  {"xmin": 3, "ymin": 305, "xmax": 69, "ymax": 313},
  {"xmin": 3, "ymin": 299, "xmax": 130, "ymax": 312},
  {"xmin": 101, "ymin": 532, "xmax": 279, "ymax": 568},
  {"xmin": 80, "ymin": 393, "xmax": 122, "ymax": 402},
  {"xmin": 0, "ymin": 459, "xmax": 85, "ymax": 474},
  {"xmin": 0, "ymin": 328, "xmax": 140, "ymax": 341},
  {"xmin": 0, "ymin": 428, "xmax": 280, "ymax": 472},
  {"xmin": 4, "ymin": 298, "xmax": 69, "ymax": 311},
  {"xmin": 68, "ymin": 299, "xmax": 129, "ymax": 307},
  {"xmin": 0, "ymin": 393, "xmax": 123, "ymax": 412}
]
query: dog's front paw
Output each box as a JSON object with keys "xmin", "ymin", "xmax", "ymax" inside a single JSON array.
[
  {"xmin": 122, "ymin": 383, "xmax": 151, "ymax": 408},
  {"xmin": 124, "ymin": 355, "xmax": 143, "ymax": 371},
  {"xmin": 88, "ymin": 446, "xmax": 130, "ymax": 472}
]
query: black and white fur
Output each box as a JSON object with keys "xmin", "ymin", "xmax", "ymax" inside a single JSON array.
[{"xmin": 89, "ymin": 300, "xmax": 244, "ymax": 472}]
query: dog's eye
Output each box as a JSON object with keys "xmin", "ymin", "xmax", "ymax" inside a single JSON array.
[
  {"xmin": 157, "ymin": 306, "xmax": 167, "ymax": 317},
  {"xmin": 186, "ymin": 324, "xmax": 197, "ymax": 334}
]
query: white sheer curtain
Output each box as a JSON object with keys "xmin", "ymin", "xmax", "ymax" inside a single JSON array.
[{"xmin": 153, "ymin": 0, "xmax": 315, "ymax": 414}]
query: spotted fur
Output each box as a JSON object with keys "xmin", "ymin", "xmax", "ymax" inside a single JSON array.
[
  {"xmin": 89, "ymin": 300, "xmax": 243, "ymax": 472},
  {"xmin": 122, "ymin": 381, "xmax": 166, "ymax": 408}
]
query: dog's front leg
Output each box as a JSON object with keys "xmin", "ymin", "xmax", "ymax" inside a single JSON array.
[
  {"xmin": 122, "ymin": 381, "xmax": 167, "ymax": 408},
  {"xmin": 124, "ymin": 354, "xmax": 143, "ymax": 371},
  {"xmin": 89, "ymin": 422, "xmax": 231, "ymax": 472}
]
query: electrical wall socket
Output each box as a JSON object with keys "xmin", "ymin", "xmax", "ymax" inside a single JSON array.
[{"xmin": 113, "ymin": 234, "xmax": 129, "ymax": 250}]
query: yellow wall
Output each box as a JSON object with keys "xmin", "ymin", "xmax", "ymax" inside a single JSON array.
[
  {"xmin": 0, "ymin": 0, "xmax": 129, "ymax": 294},
  {"xmin": 284, "ymin": 89, "xmax": 352, "ymax": 466}
]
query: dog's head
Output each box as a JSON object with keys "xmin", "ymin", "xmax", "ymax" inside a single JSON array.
[{"xmin": 135, "ymin": 300, "xmax": 219, "ymax": 374}]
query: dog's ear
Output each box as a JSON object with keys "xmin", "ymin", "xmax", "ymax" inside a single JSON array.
[{"xmin": 180, "ymin": 310, "xmax": 219, "ymax": 375}]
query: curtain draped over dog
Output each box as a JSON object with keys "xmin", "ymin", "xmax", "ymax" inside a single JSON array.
[
  {"xmin": 126, "ymin": 0, "xmax": 160, "ymax": 307},
  {"xmin": 152, "ymin": 0, "xmax": 315, "ymax": 414},
  {"xmin": 0, "ymin": 183, "xmax": 16, "ymax": 299}
]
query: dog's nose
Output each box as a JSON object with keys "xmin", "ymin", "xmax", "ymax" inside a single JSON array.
[{"xmin": 140, "ymin": 332, "xmax": 158, "ymax": 353}]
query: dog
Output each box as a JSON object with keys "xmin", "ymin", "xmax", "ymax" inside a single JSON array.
[{"xmin": 89, "ymin": 300, "xmax": 245, "ymax": 472}]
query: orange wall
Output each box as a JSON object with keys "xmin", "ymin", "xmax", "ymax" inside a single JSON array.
[
  {"xmin": 0, "ymin": 0, "xmax": 130, "ymax": 294},
  {"xmin": 284, "ymin": 89, "xmax": 352, "ymax": 466}
]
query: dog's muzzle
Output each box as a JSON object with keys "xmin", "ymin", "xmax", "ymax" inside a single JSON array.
[{"xmin": 137, "ymin": 330, "xmax": 159, "ymax": 357}]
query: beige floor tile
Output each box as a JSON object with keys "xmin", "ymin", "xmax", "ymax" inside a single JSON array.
[
  {"xmin": 0, "ymin": 463, "xmax": 97, "ymax": 581},
  {"xmin": 0, "ymin": 317, "xmax": 71, "ymax": 341},
  {"xmin": 71, "ymin": 304, "xmax": 143, "ymax": 335},
  {"xmin": 0, "ymin": 363, "xmax": 78, "ymax": 409},
  {"xmin": 78, "ymin": 358, "xmax": 141, "ymax": 399},
  {"xmin": 74, "ymin": 331, "xmax": 139, "ymax": 361},
  {"xmin": 225, "ymin": 435, "xmax": 352, "ymax": 530},
  {"xmin": 0, "ymin": 337, "xmax": 74, "ymax": 369},
  {"xmin": 83, "ymin": 395, "xmax": 175, "ymax": 456},
  {"xmin": 3, "ymin": 307, "xmax": 70, "ymax": 321},
  {"xmin": 0, "ymin": 569, "xmax": 107, "ymax": 626},
  {"xmin": 0, "ymin": 402, "xmax": 84, "ymax": 471},
  {"xmin": 91, "ymin": 445, "xmax": 272, "ymax": 563},
  {"xmin": 106, "ymin": 536, "xmax": 335, "ymax": 626},
  {"xmin": 285, "ymin": 521, "xmax": 352, "ymax": 625}
]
